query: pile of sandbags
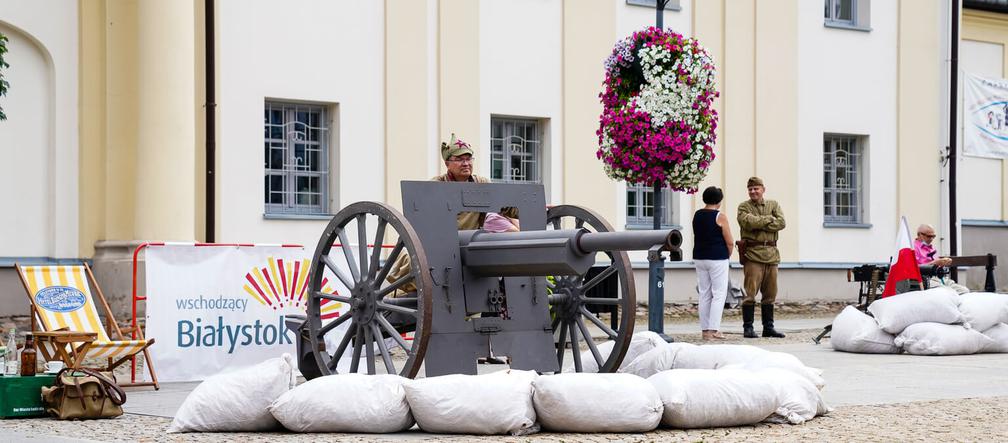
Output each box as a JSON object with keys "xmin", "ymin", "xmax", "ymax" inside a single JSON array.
[
  {"xmin": 169, "ymin": 345, "xmax": 830, "ymax": 434},
  {"xmin": 830, "ymin": 287, "xmax": 1008, "ymax": 355}
]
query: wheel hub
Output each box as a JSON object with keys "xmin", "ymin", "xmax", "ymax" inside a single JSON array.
[{"xmin": 351, "ymin": 284, "xmax": 378, "ymax": 323}]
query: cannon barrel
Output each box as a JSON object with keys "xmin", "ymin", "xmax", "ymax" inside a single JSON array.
[
  {"xmin": 576, "ymin": 229, "xmax": 681, "ymax": 255},
  {"xmin": 459, "ymin": 228, "xmax": 680, "ymax": 277}
]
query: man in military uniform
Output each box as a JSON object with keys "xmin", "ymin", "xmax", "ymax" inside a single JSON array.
[
  {"xmin": 387, "ymin": 134, "xmax": 517, "ymax": 290},
  {"xmin": 432, "ymin": 133, "xmax": 494, "ymax": 230},
  {"xmin": 737, "ymin": 176, "xmax": 786, "ymax": 338}
]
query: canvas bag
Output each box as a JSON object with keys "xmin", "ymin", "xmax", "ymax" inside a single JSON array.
[{"xmin": 41, "ymin": 368, "xmax": 126, "ymax": 420}]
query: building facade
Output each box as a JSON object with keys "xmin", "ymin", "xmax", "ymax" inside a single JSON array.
[{"xmin": 1, "ymin": 0, "xmax": 1005, "ymax": 318}]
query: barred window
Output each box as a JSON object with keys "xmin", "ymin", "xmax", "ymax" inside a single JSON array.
[
  {"xmin": 264, "ymin": 101, "xmax": 331, "ymax": 215},
  {"xmin": 626, "ymin": 184, "xmax": 677, "ymax": 229},
  {"xmin": 824, "ymin": 0, "xmax": 870, "ymax": 30},
  {"xmin": 824, "ymin": 0, "xmax": 855, "ymax": 25},
  {"xmin": 823, "ymin": 134, "xmax": 865, "ymax": 224},
  {"xmin": 490, "ymin": 117, "xmax": 543, "ymax": 183}
]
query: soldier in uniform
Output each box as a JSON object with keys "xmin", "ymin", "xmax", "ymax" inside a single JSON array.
[
  {"xmin": 736, "ymin": 176, "xmax": 786, "ymax": 338},
  {"xmin": 387, "ymin": 133, "xmax": 517, "ymax": 290}
]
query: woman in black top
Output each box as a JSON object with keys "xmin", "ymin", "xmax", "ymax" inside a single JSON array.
[{"xmin": 693, "ymin": 186, "xmax": 734, "ymax": 340}]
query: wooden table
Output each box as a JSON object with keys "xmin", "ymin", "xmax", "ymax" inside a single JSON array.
[{"xmin": 32, "ymin": 330, "xmax": 98, "ymax": 370}]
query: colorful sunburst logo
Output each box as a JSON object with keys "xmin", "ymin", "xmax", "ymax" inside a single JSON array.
[{"xmin": 243, "ymin": 257, "xmax": 342, "ymax": 320}]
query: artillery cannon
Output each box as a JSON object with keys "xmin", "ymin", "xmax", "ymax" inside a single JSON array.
[{"xmin": 293, "ymin": 181, "xmax": 682, "ymax": 379}]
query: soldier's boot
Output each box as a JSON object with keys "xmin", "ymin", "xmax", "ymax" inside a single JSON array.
[
  {"xmin": 761, "ymin": 304, "xmax": 786, "ymax": 338},
  {"xmin": 742, "ymin": 304, "xmax": 757, "ymax": 338}
]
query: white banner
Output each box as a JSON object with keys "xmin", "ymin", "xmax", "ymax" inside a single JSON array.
[
  {"xmin": 143, "ymin": 244, "xmax": 351, "ymax": 382},
  {"xmin": 964, "ymin": 72, "xmax": 1008, "ymax": 159}
]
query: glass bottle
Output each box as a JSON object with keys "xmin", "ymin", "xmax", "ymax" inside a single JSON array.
[
  {"xmin": 3, "ymin": 329, "xmax": 17, "ymax": 376},
  {"xmin": 20, "ymin": 333, "xmax": 36, "ymax": 376}
]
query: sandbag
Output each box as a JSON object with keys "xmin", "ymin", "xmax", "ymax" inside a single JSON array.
[
  {"xmin": 830, "ymin": 306, "xmax": 899, "ymax": 354},
  {"xmin": 982, "ymin": 323, "xmax": 1008, "ymax": 353},
  {"xmin": 582, "ymin": 330, "xmax": 666, "ymax": 373},
  {"xmin": 268, "ymin": 374, "xmax": 413, "ymax": 433},
  {"xmin": 894, "ymin": 322, "xmax": 995, "ymax": 355},
  {"xmin": 648, "ymin": 368, "xmax": 778, "ymax": 429},
  {"xmin": 757, "ymin": 368, "xmax": 832, "ymax": 425},
  {"xmin": 168, "ymin": 354, "xmax": 297, "ymax": 433},
  {"xmin": 867, "ymin": 287, "xmax": 963, "ymax": 334},
  {"xmin": 671, "ymin": 344, "xmax": 770, "ymax": 370},
  {"xmin": 533, "ymin": 373, "xmax": 662, "ymax": 432},
  {"xmin": 404, "ymin": 370, "xmax": 537, "ymax": 435},
  {"xmin": 957, "ymin": 292, "xmax": 1008, "ymax": 332},
  {"xmin": 743, "ymin": 352, "xmax": 825, "ymax": 390},
  {"xmin": 619, "ymin": 342, "xmax": 698, "ymax": 378}
]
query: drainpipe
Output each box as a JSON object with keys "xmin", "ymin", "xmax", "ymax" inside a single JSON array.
[
  {"xmin": 949, "ymin": 0, "xmax": 959, "ymax": 280},
  {"xmin": 205, "ymin": 0, "xmax": 216, "ymax": 243}
]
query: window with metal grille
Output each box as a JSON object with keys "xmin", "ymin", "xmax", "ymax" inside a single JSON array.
[
  {"xmin": 823, "ymin": 134, "xmax": 864, "ymax": 224},
  {"xmin": 490, "ymin": 117, "xmax": 543, "ymax": 183},
  {"xmin": 824, "ymin": 0, "xmax": 872, "ymax": 30},
  {"xmin": 824, "ymin": 0, "xmax": 855, "ymax": 25},
  {"xmin": 626, "ymin": 184, "xmax": 677, "ymax": 229},
  {"xmin": 264, "ymin": 101, "xmax": 331, "ymax": 216},
  {"xmin": 625, "ymin": 0, "xmax": 682, "ymax": 11}
]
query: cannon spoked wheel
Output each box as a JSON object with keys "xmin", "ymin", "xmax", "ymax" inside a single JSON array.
[
  {"xmin": 306, "ymin": 201, "xmax": 433, "ymax": 378},
  {"xmin": 546, "ymin": 205, "xmax": 636, "ymax": 373}
]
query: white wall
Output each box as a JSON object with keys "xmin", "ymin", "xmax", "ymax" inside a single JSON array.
[
  {"xmin": 216, "ymin": 0, "xmax": 384, "ymax": 248},
  {"xmin": 960, "ymin": 39, "xmax": 1005, "ymax": 221},
  {"xmin": 479, "ymin": 0, "xmax": 564, "ymax": 203},
  {"xmin": 796, "ymin": 0, "xmax": 899, "ymax": 263},
  {"xmin": 0, "ymin": 1, "xmax": 78, "ymax": 259}
]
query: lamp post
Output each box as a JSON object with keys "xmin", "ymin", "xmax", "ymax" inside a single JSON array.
[{"xmin": 648, "ymin": 0, "xmax": 672, "ymax": 341}]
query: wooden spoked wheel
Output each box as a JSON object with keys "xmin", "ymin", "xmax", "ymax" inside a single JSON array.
[
  {"xmin": 546, "ymin": 205, "xmax": 636, "ymax": 373},
  {"xmin": 306, "ymin": 202, "xmax": 433, "ymax": 378}
]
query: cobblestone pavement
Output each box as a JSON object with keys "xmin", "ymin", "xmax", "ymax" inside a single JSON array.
[{"xmin": 3, "ymin": 396, "xmax": 1006, "ymax": 442}]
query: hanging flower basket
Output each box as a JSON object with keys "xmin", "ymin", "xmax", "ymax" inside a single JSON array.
[{"xmin": 596, "ymin": 27, "xmax": 719, "ymax": 193}]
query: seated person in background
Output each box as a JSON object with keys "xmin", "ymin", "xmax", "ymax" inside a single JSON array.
[
  {"xmin": 914, "ymin": 224, "xmax": 952, "ymax": 267},
  {"xmin": 483, "ymin": 212, "xmax": 520, "ymax": 233},
  {"xmin": 913, "ymin": 224, "xmax": 968, "ymax": 294}
]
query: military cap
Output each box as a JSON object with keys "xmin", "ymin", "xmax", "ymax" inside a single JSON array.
[
  {"xmin": 441, "ymin": 133, "xmax": 474, "ymax": 161},
  {"xmin": 747, "ymin": 176, "xmax": 764, "ymax": 188}
]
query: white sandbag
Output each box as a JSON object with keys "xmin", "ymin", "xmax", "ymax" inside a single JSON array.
[
  {"xmin": 829, "ymin": 306, "xmax": 899, "ymax": 354},
  {"xmin": 671, "ymin": 344, "xmax": 770, "ymax": 369},
  {"xmin": 404, "ymin": 370, "xmax": 537, "ymax": 435},
  {"xmin": 957, "ymin": 292, "xmax": 1008, "ymax": 332},
  {"xmin": 757, "ymin": 368, "xmax": 832, "ymax": 425},
  {"xmin": 648, "ymin": 368, "xmax": 778, "ymax": 429},
  {"xmin": 619, "ymin": 342, "xmax": 698, "ymax": 378},
  {"xmin": 894, "ymin": 322, "xmax": 995, "ymax": 355},
  {"xmin": 268, "ymin": 374, "xmax": 413, "ymax": 433},
  {"xmin": 533, "ymin": 373, "xmax": 662, "ymax": 432},
  {"xmin": 744, "ymin": 352, "xmax": 825, "ymax": 390},
  {"xmin": 168, "ymin": 354, "xmax": 297, "ymax": 433},
  {"xmin": 867, "ymin": 287, "xmax": 964, "ymax": 334},
  {"xmin": 983, "ymin": 323, "xmax": 1008, "ymax": 353},
  {"xmin": 582, "ymin": 330, "xmax": 666, "ymax": 373}
]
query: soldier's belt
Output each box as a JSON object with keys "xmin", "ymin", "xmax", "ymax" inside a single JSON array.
[{"xmin": 743, "ymin": 240, "xmax": 777, "ymax": 247}]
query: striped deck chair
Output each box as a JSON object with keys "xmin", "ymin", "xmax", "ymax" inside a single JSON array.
[{"xmin": 15, "ymin": 263, "xmax": 159, "ymax": 389}]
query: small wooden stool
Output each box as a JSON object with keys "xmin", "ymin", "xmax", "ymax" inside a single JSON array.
[{"xmin": 32, "ymin": 330, "xmax": 98, "ymax": 369}]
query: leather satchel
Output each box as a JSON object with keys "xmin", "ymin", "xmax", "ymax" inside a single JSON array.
[
  {"xmin": 736, "ymin": 240, "xmax": 748, "ymax": 265},
  {"xmin": 41, "ymin": 367, "xmax": 126, "ymax": 419}
]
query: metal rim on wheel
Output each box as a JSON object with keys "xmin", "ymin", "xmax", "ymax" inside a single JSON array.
[
  {"xmin": 306, "ymin": 201, "xmax": 433, "ymax": 378},
  {"xmin": 546, "ymin": 205, "xmax": 636, "ymax": 373}
]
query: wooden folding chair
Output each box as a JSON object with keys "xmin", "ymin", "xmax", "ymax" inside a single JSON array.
[{"xmin": 15, "ymin": 263, "xmax": 159, "ymax": 390}]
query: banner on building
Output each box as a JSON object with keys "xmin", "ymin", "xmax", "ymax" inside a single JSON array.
[
  {"xmin": 964, "ymin": 72, "xmax": 1008, "ymax": 159},
  {"xmin": 143, "ymin": 244, "xmax": 351, "ymax": 382}
]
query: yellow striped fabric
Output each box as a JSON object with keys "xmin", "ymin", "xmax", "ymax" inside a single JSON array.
[
  {"xmin": 88, "ymin": 340, "xmax": 149, "ymax": 360},
  {"xmin": 19, "ymin": 265, "xmax": 111, "ymax": 341}
]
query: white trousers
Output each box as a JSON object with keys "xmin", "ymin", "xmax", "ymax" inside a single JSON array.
[{"xmin": 695, "ymin": 259, "xmax": 729, "ymax": 331}]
